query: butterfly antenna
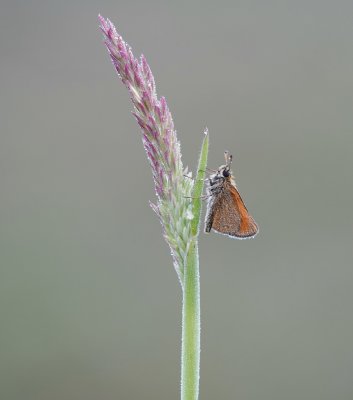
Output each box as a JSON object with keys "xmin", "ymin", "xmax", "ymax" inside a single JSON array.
[{"xmin": 224, "ymin": 151, "xmax": 233, "ymax": 168}]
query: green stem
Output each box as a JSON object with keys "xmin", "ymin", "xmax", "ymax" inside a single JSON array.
[
  {"xmin": 181, "ymin": 238, "xmax": 200, "ymax": 400},
  {"xmin": 181, "ymin": 130, "xmax": 209, "ymax": 400}
]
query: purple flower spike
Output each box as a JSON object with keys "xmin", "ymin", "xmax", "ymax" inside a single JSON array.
[{"xmin": 99, "ymin": 15, "xmax": 194, "ymax": 281}]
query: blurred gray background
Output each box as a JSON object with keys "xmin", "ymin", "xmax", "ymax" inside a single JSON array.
[{"xmin": 1, "ymin": 1, "xmax": 352, "ymax": 399}]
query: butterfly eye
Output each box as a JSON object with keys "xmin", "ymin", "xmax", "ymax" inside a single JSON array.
[{"xmin": 222, "ymin": 169, "xmax": 230, "ymax": 177}]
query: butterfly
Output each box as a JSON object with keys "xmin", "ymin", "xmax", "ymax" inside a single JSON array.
[{"xmin": 204, "ymin": 151, "xmax": 258, "ymax": 239}]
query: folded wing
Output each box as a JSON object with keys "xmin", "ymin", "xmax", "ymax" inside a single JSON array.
[{"xmin": 210, "ymin": 185, "xmax": 258, "ymax": 239}]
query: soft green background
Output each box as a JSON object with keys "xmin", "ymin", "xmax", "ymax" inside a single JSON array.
[{"xmin": 1, "ymin": 1, "xmax": 352, "ymax": 399}]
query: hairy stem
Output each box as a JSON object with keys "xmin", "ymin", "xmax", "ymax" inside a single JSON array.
[
  {"xmin": 181, "ymin": 131, "xmax": 209, "ymax": 400},
  {"xmin": 182, "ymin": 238, "xmax": 200, "ymax": 400}
]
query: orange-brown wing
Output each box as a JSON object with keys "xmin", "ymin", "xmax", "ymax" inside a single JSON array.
[{"xmin": 211, "ymin": 185, "xmax": 258, "ymax": 239}]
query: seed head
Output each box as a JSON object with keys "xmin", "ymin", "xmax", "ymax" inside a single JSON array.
[{"xmin": 99, "ymin": 15, "xmax": 194, "ymax": 283}]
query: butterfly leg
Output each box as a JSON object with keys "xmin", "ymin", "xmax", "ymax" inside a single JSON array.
[{"xmin": 184, "ymin": 194, "xmax": 210, "ymax": 200}]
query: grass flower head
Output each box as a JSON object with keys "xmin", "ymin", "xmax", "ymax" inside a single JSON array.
[{"xmin": 99, "ymin": 15, "xmax": 195, "ymax": 283}]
